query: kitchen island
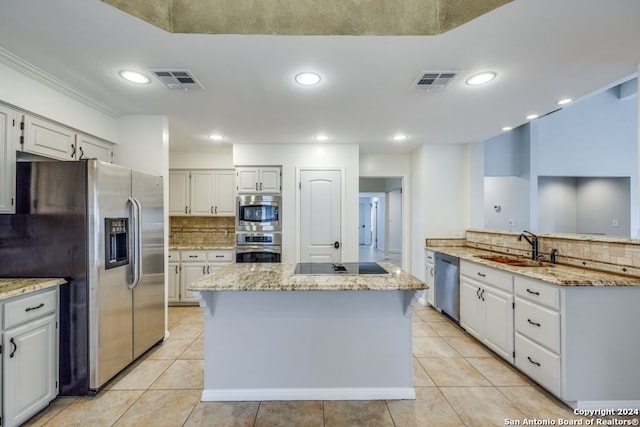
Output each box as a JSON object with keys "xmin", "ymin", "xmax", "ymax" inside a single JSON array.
[{"xmin": 188, "ymin": 262, "xmax": 425, "ymax": 401}]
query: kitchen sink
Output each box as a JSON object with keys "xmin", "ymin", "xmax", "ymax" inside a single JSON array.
[{"xmin": 474, "ymin": 254, "xmax": 554, "ymax": 267}]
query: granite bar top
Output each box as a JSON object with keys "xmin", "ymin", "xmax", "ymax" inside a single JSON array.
[
  {"xmin": 169, "ymin": 245, "xmax": 236, "ymax": 250},
  {"xmin": 0, "ymin": 278, "xmax": 67, "ymax": 301},
  {"xmin": 188, "ymin": 262, "xmax": 426, "ymax": 291},
  {"xmin": 426, "ymin": 246, "xmax": 640, "ymax": 287}
]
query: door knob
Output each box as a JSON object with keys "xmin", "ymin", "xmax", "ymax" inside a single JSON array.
[{"xmin": 334, "ymin": 241, "xmax": 340, "ymax": 249}]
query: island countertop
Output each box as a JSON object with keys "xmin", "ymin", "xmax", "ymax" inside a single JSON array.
[
  {"xmin": 188, "ymin": 261, "xmax": 426, "ymax": 291},
  {"xmin": 426, "ymin": 246, "xmax": 640, "ymax": 286},
  {"xmin": 0, "ymin": 278, "xmax": 67, "ymax": 301}
]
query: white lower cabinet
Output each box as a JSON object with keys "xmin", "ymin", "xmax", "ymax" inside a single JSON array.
[
  {"xmin": 459, "ymin": 261, "xmax": 514, "ymax": 362},
  {"xmin": 2, "ymin": 287, "xmax": 59, "ymax": 427},
  {"xmin": 168, "ymin": 250, "xmax": 234, "ymax": 305},
  {"xmin": 423, "ymin": 250, "xmax": 435, "ymax": 306}
]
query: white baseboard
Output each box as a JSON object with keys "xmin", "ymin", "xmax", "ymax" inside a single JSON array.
[{"xmin": 201, "ymin": 387, "xmax": 416, "ymax": 402}]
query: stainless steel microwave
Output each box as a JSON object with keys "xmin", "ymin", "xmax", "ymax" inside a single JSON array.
[{"xmin": 236, "ymin": 194, "xmax": 281, "ymax": 231}]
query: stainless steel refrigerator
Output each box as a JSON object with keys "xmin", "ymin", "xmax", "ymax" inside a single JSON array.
[{"xmin": 0, "ymin": 159, "xmax": 165, "ymax": 395}]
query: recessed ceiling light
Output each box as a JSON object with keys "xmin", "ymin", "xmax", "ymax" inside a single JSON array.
[
  {"xmin": 502, "ymin": 126, "xmax": 513, "ymax": 131},
  {"xmin": 315, "ymin": 134, "xmax": 329, "ymax": 141},
  {"xmin": 392, "ymin": 134, "xmax": 408, "ymax": 141},
  {"xmin": 208, "ymin": 134, "xmax": 224, "ymax": 141},
  {"xmin": 466, "ymin": 71, "xmax": 496, "ymax": 86},
  {"xmin": 119, "ymin": 70, "xmax": 150, "ymax": 84},
  {"xmin": 557, "ymin": 98, "xmax": 572, "ymax": 105},
  {"xmin": 295, "ymin": 72, "xmax": 321, "ymax": 86},
  {"xmin": 526, "ymin": 114, "xmax": 538, "ymax": 120}
]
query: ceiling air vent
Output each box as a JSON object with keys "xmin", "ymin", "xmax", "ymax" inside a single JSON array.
[
  {"xmin": 411, "ymin": 71, "xmax": 460, "ymax": 92},
  {"xmin": 149, "ymin": 69, "xmax": 204, "ymax": 90}
]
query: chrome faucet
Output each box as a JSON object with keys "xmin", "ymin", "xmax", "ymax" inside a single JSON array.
[{"xmin": 518, "ymin": 230, "xmax": 539, "ymax": 260}]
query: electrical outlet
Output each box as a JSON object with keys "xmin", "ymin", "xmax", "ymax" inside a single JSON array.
[{"xmin": 612, "ymin": 219, "xmax": 619, "ymax": 227}]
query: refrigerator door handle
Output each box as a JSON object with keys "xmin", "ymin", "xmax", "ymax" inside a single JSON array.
[{"xmin": 127, "ymin": 197, "xmax": 142, "ymax": 289}]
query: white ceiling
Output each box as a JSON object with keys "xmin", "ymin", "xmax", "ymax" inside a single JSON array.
[{"xmin": 0, "ymin": 0, "xmax": 639, "ymax": 154}]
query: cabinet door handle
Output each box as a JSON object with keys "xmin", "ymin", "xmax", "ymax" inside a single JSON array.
[
  {"xmin": 185, "ymin": 206, "xmax": 188, "ymax": 214},
  {"xmin": 207, "ymin": 266, "xmax": 210, "ymax": 274},
  {"xmin": 79, "ymin": 146, "xmax": 84, "ymax": 160},
  {"xmin": 71, "ymin": 143, "xmax": 76, "ymax": 158},
  {"xmin": 526, "ymin": 288, "xmax": 540, "ymax": 296},
  {"xmin": 215, "ymin": 206, "xmax": 218, "ymax": 214},
  {"xmin": 25, "ymin": 302, "xmax": 45, "ymax": 312},
  {"xmin": 477, "ymin": 272, "xmax": 486, "ymax": 278},
  {"xmin": 476, "ymin": 287, "xmax": 481, "ymax": 299},
  {"xmin": 259, "ymin": 182, "xmax": 263, "ymax": 191},
  {"xmin": 527, "ymin": 318, "xmax": 541, "ymax": 327},
  {"xmin": 480, "ymin": 289, "xmax": 485, "ymax": 301},
  {"xmin": 211, "ymin": 206, "xmax": 214, "ymax": 214},
  {"xmin": 203, "ymin": 266, "xmax": 206, "ymax": 274},
  {"xmin": 255, "ymin": 182, "xmax": 258, "ymax": 191},
  {"xmin": 9, "ymin": 337, "xmax": 17, "ymax": 358},
  {"xmin": 175, "ymin": 265, "xmax": 179, "ymax": 274},
  {"xmin": 527, "ymin": 356, "xmax": 541, "ymax": 367},
  {"xmin": 429, "ymin": 267, "xmax": 434, "ymax": 277}
]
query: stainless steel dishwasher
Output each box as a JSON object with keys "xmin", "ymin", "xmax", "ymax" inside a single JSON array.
[{"xmin": 434, "ymin": 252, "xmax": 460, "ymax": 322}]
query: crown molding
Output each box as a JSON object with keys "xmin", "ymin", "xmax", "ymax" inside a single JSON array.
[{"xmin": 0, "ymin": 47, "xmax": 121, "ymax": 118}]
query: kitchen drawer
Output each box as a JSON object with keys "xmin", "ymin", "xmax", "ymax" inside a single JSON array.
[
  {"xmin": 515, "ymin": 332, "xmax": 561, "ymax": 396},
  {"xmin": 168, "ymin": 250, "xmax": 180, "ymax": 261},
  {"xmin": 460, "ymin": 260, "xmax": 513, "ymax": 293},
  {"xmin": 4, "ymin": 288, "xmax": 58, "ymax": 329},
  {"xmin": 514, "ymin": 276, "xmax": 560, "ymax": 310},
  {"xmin": 515, "ymin": 297, "xmax": 560, "ymax": 353},
  {"xmin": 207, "ymin": 250, "xmax": 234, "ymax": 262},
  {"xmin": 181, "ymin": 250, "xmax": 207, "ymax": 262}
]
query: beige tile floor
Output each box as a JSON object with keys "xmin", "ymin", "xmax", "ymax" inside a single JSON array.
[{"xmin": 24, "ymin": 304, "xmax": 601, "ymax": 427}]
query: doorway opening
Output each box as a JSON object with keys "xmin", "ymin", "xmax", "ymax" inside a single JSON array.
[{"xmin": 359, "ymin": 177, "xmax": 402, "ymax": 267}]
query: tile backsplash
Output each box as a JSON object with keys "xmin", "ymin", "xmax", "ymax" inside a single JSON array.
[
  {"xmin": 170, "ymin": 216, "xmax": 235, "ymax": 247},
  {"xmin": 463, "ymin": 229, "xmax": 640, "ymax": 277}
]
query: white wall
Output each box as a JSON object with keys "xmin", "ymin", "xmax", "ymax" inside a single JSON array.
[
  {"xmin": 234, "ymin": 143, "xmax": 359, "ymax": 263},
  {"xmin": 388, "ymin": 188, "xmax": 402, "ymax": 253},
  {"xmin": 410, "ymin": 144, "xmax": 466, "ymax": 281},
  {"xmin": 169, "ymin": 149, "xmax": 233, "ymax": 169},
  {"xmin": 0, "ymin": 60, "xmax": 117, "ymax": 141}
]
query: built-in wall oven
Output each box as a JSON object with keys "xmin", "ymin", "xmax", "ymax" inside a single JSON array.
[
  {"xmin": 236, "ymin": 232, "xmax": 281, "ymax": 263},
  {"xmin": 236, "ymin": 194, "xmax": 281, "ymax": 231}
]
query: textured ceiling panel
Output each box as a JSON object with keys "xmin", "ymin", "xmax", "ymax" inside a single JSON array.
[{"xmin": 103, "ymin": 0, "xmax": 512, "ymax": 35}]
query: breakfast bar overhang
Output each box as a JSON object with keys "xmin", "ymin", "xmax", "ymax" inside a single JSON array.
[{"xmin": 188, "ymin": 262, "xmax": 426, "ymax": 402}]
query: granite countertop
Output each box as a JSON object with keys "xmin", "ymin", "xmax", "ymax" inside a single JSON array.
[
  {"xmin": 169, "ymin": 245, "xmax": 236, "ymax": 250},
  {"xmin": 0, "ymin": 278, "xmax": 67, "ymax": 302},
  {"xmin": 426, "ymin": 246, "xmax": 640, "ymax": 286},
  {"xmin": 188, "ymin": 262, "xmax": 426, "ymax": 291}
]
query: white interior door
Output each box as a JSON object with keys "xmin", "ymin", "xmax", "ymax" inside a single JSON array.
[{"xmin": 300, "ymin": 170, "xmax": 341, "ymax": 262}]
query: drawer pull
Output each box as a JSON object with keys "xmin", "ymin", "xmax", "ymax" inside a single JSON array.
[
  {"xmin": 527, "ymin": 356, "xmax": 541, "ymax": 367},
  {"xmin": 9, "ymin": 337, "xmax": 17, "ymax": 358},
  {"xmin": 477, "ymin": 272, "xmax": 486, "ymax": 278},
  {"xmin": 526, "ymin": 288, "xmax": 540, "ymax": 296},
  {"xmin": 189, "ymin": 255, "xmax": 198, "ymax": 258},
  {"xmin": 215, "ymin": 255, "xmax": 224, "ymax": 258},
  {"xmin": 25, "ymin": 302, "xmax": 45, "ymax": 312},
  {"xmin": 527, "ymin": 318, "xmax": 541, "ymax": 327}
]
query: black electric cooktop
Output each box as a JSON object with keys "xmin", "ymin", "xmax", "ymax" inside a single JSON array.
[{"xmin": 294, "ymin": 262, "xmax": 390, "ymax": 276}]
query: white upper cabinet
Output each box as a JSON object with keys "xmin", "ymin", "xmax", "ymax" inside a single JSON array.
[
  {"xmin": 169, "ymin": 170, "xmax": 191, "ymax": 216},
  {"xmin": 236, "ymin": 167, "xmax": 281, "ymax": 193},
  {"xmin": 75, "ymin": 133, "xmax": 114, "ymax": 163},
  {"xmin": 22, "ymin": 115, "xmax": 75, "ymax": 161},
  {"xmin": 0, "ymin": 105, "xmax": 17, "ymax": 214},
  {"xmin": 20, "ymin": 115, "xmax": 114, "ymax": 163},
  {"xmin": 169, "ymin": 169, "xmax": 236, "ymax": 216}
]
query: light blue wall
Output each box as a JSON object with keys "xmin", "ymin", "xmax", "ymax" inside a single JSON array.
[{"xmin": 482, "ymin": 79, "xmax": 638, "ymax": 237}]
